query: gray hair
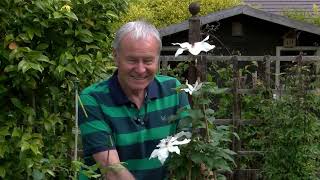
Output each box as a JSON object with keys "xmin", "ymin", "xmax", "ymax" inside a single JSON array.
[{"xmin": 113, "ymin": 21, "xmax": 162, "ymax": 53}]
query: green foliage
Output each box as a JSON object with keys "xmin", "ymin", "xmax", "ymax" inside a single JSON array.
[
  {"xmin": 0, "ymin": 0, "xmax": 127, "ymax": 178},
  {"xmin": 260, "ymin": 64, "xmax": 320, "ymax": 179},
  {"xmin": 113, "ymin": 0, "xmax": 242, "ymax": 29},
  {"xmin": 281, "ymin": 4, "xmax": 320, "ymax": 26},
  {"xmin": 167, "ymin": 82, "xmax": 236, "ymax": 180}
]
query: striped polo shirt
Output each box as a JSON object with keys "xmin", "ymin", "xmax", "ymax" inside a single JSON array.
[{"xmin": 78, "ymin": 71, "xmax": 189, "ymax": 180}]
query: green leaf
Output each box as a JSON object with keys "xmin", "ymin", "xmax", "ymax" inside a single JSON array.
[
  {"xmin": 79, "ymin": 36, "xmax": 93, "ymax": 43},
  {"xmin": 75, "ymin": 55, "xmax": 91, "ymax": 64},
  {"xmin": 37, "ymin": 54, "xmax": 51, "ymax": 64},
  {"xmin": 18, "ymin": 33, "xmax": 30, "ymax": 42},
  {"xmin": 106, "ymin": 12, "xmax": 119, "ymax": 19},
  {"xmin": 25, "ymin": 27, "xmax": 34, "ymax": 40},
  {"xmin": 30, "ymin": 144, "xmax": 41, "ymax": 155},
  {"xmin": 21, "ymin": 141, "xmax": 30, "ymax": 152},
  {"xmin": 36, "ymin": 43, "xmax": 49, "ymax": 50},
  {"xmin": 53, "ymin": 11, "xmax": 62, "ymax": 19},
  {"xmin": 0, "ymin": 127, "xmax": 10, "ymax": 136},
  {"xmin": 65, "ymin": 12, "xmax": 78, "ymax": 21},
  {"xmin": 0, "ymin": 166, "xmax": 5, "ymax": 178},
  {"xmin": 56, "ymin": 65, "xmax": 65, "ymax": 73},
  {"xmin": 46, "ymin": 169, "xmax": 55, "ymax": 177},
  {"xmin": 86, "ymin": 45, "xmax": 100, "ymax": 51},
  {"xmin": 64, "ymin": 29, "xmax": 74, "ymax": 35},
  {"xmin": 4, "ymin": 65, "xmax": 17, "ymax": 72},
  {"xmin": 10, "ymin": 98, "xmax": 23, "ymax": 110},
  {"xmin": 65, "ymin": 64, "xmax": 77, "ymax": 75},
  {"xmin": 77, "ymin": 29, "xmax": 93, "ymax": 37},
  {"xmin": 12, "ymin": 127, "xmax": 21, "ymax": 137},
  {"xmin": 29, "ymin": 62, "xmax": 44, "ymax": 73}
]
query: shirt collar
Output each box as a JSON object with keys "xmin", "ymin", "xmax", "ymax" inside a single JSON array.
[{"xmin": 108, "ymin": 70, "xmax": 159, "ymax": 105}]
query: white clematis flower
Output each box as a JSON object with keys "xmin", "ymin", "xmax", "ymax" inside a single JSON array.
[
  {"xmin": 149, "ymin": 131, "xmax": 191, "ymax": 164},
  {"xmin": 172, "ymin": 35, "xmax": 215, "ymax": 57},
  {"xmin": 182, "ymin": 80, "xmax": 203, "ymax": 95}
]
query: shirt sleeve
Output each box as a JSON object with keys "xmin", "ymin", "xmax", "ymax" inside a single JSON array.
[{"xmin": 78, "ymin": 93, "xmax": 115, "ymax": 157}]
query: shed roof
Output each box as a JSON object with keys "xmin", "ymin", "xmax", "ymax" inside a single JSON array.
[
  {"xmin": 244, "ymin": 0, "xmax": 320, "ymax": 15},
  {"xmin": 159, "ymin": 5, "xmax": 320, "ymax": 37}
]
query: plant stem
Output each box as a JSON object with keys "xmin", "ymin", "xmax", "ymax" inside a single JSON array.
[
  {"xmin": 203, "ymin": 104, "xmax": 209, "ymax": 142},
  {"xmin": 188, "ymin": 160, "xmax": 192, "ymax": 180}
]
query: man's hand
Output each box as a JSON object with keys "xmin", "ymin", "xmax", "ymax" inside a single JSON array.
[{"xmin": 93, "ymin": 150, "xmax": 135, "ymax": 180}]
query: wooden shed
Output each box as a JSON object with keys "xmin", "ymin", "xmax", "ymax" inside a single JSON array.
[{"xmin": 159, "ymin": 5, "xmax": 320, "ymax": 56}]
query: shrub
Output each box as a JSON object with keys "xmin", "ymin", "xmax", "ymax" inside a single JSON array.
[{"xmin": 0, "ymin": 0, "xmax": 127, "ymax": 178}]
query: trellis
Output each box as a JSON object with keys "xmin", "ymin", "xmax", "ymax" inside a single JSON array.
[{"xmin": 159, "ymin": 54, "xmax": 320, "ymax": 179}]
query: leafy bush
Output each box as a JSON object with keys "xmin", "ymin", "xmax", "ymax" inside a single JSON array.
[
  {"xmin": 113, "ymin": 0, "xmax": 242, "ymax": 29},
  {"xmin": 0, "ymin": 0, "xmax": 127, "ymax": 178},
  {"xmin": 260, "ymin": 63, "xmax": 320, "ymax": 179},
  {"xmin": 280, "ymin": 4, "xmax": 320, "ymax": 26}
]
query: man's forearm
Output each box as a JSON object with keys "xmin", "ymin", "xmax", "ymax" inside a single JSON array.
[{"xmin": 104, "ymin": 165, "xmax": 135, "ymax": 180}]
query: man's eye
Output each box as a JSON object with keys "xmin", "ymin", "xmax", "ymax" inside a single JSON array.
[
  {"xmin": 144, "ymin": 59, "xmax": 154, "ymax": 65},
  {"xmin": 127, "ymin": 59, "xmax": 137, "ymax": 63}
]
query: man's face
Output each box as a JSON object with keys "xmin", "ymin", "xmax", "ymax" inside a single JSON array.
[{"xmin": 114, "ymin": 34, "xmax": 159, "ymax": 93}]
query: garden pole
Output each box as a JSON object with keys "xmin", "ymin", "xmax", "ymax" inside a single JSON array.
[
  {"xmin": 232, "ymin": 56, "xmax": 241, "ymax": 179},
  {"xmin": 188, "ymin": 2, "xmax": 201, "ymax": 83},
  {"xmin": 187, "ymin": 2, "xmax": 201, "ymax": 107},
  {"xmin": 74, "ymin": 78, "xmax": 80, "ymax": 178}
]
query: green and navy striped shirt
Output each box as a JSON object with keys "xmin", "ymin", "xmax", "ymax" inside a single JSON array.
[{"xmin": 78, "ymin": 71, "xmax": 189, "ymax": 180}]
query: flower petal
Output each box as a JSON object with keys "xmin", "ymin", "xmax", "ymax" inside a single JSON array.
[
  {"xmin": 200, "ymin": 42, "xmax": 215, "ymax": 52},
  {"xmin": 157, "ymin": 148, "xmax": 169, "ymax": 164},
  {"xmin": 172, "ymin": 42, "xmax": 191, "ymax": 49},
  {"xmin": 171, "ymin": 138, "xmax": 191, "ymax": 146},
  {"xmin": 182, "ymin": 88, "xmax": 192, "ymax": 95},
  {"xmin": 168, "ymin": 145, "xmax": 180, "ymax": 155},
  {"xmin": 174, "ymin": 131, "xmax": 192, "ymax": 139},
  {"xmin": 175, "ymin": 48, "xmax": 186, "ymax": 57},
  {"xmin": 202, "ymin": 35, "xmax": 210, "ymax": 42},
  {"xmin": 188, "ymin": 44, "xmax": 202, "ymax": 55},
  {"xmin": 150, "ymin": 149, "xmax": 160, "ymax": 159}
]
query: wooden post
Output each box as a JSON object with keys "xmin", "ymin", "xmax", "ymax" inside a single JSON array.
[
  {"xmin": 188, "ymin": 2, "xmax": 207, "ymax": 82},
  {"xmin": 264, "ymin": 55, "xmax": 271, "ymax": 89},
  {"xmin": 187, "ymin": 2, "xmax": 201, "ymax": 85},
  {"xmin": 232, "ymin": 56, "xmax": 241, "ymax": 180}
]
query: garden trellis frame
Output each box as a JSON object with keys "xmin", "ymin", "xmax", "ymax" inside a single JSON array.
[{"xmin": 159, "ymin": 54, "xmax": 320, "ymax": 179}]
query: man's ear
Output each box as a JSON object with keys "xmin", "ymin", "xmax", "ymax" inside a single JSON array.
[{"xmin": 112, "ymin": 49, "xmax": 118, "ymax": 66}]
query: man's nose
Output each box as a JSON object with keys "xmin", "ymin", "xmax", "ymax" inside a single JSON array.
[{"xmin": 135, "ymin": 61, "xmax": 146, "ymax": 73}]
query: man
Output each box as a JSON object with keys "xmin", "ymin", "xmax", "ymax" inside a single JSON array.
[{"xmin": 79, "ymin": 21, "xmax": 189, "ymax": 180}]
